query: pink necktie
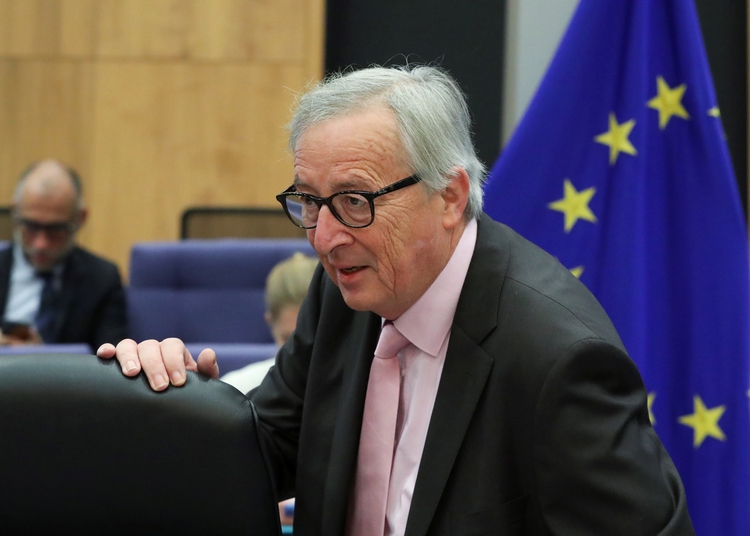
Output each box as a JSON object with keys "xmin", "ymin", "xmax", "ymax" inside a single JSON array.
[{"xmin": 348, "ymin": 323, "xmax": 410, "ymax": 536}]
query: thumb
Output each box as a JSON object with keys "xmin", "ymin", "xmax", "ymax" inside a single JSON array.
[{"xmin": 196, "ymin": 348, "xmax": 220, "ymax": 379}]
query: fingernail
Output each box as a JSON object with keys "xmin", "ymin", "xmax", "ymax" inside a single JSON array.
[
  {"xmin": 125, "ymin": 360, "xmax": 138, "ymax": 373},
  {"xmin": 154, "ymin": 374, "xmax": 168, "ymax": 390},
  {"xmin": 96, "ymin": 344, "xmax": 105, "ymax": 354},
  {"xmin": 171, "ymin": 370, "xmax": 185, "ymax": 385}
]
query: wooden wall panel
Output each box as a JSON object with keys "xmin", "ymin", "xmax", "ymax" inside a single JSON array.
[
  {"xmin": 59, "ymin": 0, "xmax": 97, "ymax": 56},
  {"xmin": 95, "ymin": 0, "xmax": 311, "ymax": 61},
  {"xmin": 0, "ymin": 60, "xmax": 94, "ymax": 205},
  {"xmin": 87, "ymin": 62, "xmax": 305, "ymax": 271},
  {"xmin": 0, "ymin": 0, "xmax": 325, "ymax": 277},
  {"xmin": 0, "ymin": 0, "xmax": 97, "ymax": 57}
]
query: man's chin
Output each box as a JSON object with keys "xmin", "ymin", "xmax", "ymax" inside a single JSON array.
[
  {"xmin": 24, "ymin": 244, "xmax": 72, "ymax": 271},
  {"xmin": 27, "ymin": 254, "xmax": 57, "ymax": 272},
  {"xmin": 31, "ymin": 261, "xmax": 55, "ymax": 272},
  {"xmin": 339, "ymin": 288, "xmax": 370, "ymax": 312}
]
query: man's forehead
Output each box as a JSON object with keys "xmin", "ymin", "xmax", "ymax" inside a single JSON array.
[{"xmin": 292, "ymin": 174, "xmax": 373, "ymax": 193}]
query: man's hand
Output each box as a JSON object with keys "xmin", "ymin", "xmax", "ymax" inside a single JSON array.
[
  {"xmin": 97, "ymin": 338, "xmax": 219, "ymax": 391},
  {"xmin": 0, "ymin": 325, "xmax": 43, "ymax": 346}
]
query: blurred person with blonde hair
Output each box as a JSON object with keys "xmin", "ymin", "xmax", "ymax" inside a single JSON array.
[{"xmin": 221, "ymin": 252, "xmax": 318, "ymax": 393}]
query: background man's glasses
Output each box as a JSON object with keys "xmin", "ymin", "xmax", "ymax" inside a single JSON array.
[
  {"xmin": 14, "ymin": 218, "xmax": 77, "ymax": 241},
  {"xmin": 276, "ymin": 175, "xmax": 421, "ymax": 229}
]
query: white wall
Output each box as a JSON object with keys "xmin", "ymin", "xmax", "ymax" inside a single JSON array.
[{"xmin": 502, "ymin": 0, "xmax": 580, "ymax": 145}]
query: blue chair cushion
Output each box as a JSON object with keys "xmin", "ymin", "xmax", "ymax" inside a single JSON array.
[{"xmin": 128, "ymin": 239, "xmax": 315, "ymax": 343}]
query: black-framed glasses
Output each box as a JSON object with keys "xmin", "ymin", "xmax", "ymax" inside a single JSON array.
[
  {"xmin": 14, "ymin": 218, "xmax": 78, "ymax": 241},
  {"xmin": 276, "ymin": 175, "xmax": 421, "ymax": 229}
]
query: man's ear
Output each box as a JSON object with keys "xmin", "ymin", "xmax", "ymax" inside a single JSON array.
[
  {"xmin": 76, "ymin": 207, "xmax": 88, "ymax": 229},
  {"xmin": 440, "ymin": 167, "xmax": 470, "ymax": 230}
]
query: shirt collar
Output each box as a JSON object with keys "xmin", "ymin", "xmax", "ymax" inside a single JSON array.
[{"xmin": 391, "ymin": 218, "xmax": 478, "ymax": 356}]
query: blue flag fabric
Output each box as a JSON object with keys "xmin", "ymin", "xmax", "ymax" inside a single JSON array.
[{"xmin": 484, "ymin": 1, "xmax": 750, "ymax": 534}]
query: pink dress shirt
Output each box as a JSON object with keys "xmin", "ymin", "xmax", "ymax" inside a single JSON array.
[{"xmin": 383, "ymin": 218, "xmax": 477, "ymax": 536}]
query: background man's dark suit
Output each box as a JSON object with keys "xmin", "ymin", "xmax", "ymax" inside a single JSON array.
[
  {"xmin": 250, "ymin": 214, "xmax": 693, "ymax": 535},
  {"xmin": 0, "ymin": 245, "xmax": 128, "ymax": 350}
]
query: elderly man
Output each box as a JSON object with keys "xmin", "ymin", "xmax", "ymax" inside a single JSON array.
[
  {"xmin": 100, "ymin": 66, "xmax": 694, "ymax": 535},
  {"xmin": 1, "ymin": 160, "xmax": 128, "ymax": 349}
]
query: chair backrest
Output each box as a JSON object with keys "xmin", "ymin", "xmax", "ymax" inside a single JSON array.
[
  {"xmin": 127, "ymin": 239, "xmax": 316, "ymax": 343},
  {"xmin": 0, "ymin": 354, "xmax": 280, "ymax": 535},
  {"xmin": 181, "ymin": 207, "xmax": 307, "ymax": 239},
  {"xmin": 0, "ymin": 206, "xmax": 11, "ymax": 241}
]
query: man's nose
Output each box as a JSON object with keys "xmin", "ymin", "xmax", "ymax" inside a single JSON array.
[
  {"xmin": 31, "ymin": 231, "xmax": 52, "ymax": 250},
  {"xmin": 312, "ymin": 205, "xmax": 351, "ymax": 254}
]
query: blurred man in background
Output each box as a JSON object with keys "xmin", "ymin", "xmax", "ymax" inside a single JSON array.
[{"xmin": 0, "ymin": 159, "xmax": 128, "ymax": 349}]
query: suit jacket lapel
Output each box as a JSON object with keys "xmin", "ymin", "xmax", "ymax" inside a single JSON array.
[
  {"xmin": 0, "ymin": 246, "xmax": 13, "ymax": 318},
  {"xmin": 321, "ymin": 311, "xmax": 382, "ymax": 536},
  {"xmin": 405, "ymin": 215, "xmax": 511, "ymax": 536},
  {"xmin": 50, "ymin": 247, "xmax": 81, "ymax": 343}
]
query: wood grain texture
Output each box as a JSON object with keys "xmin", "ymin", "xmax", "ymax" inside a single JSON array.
[
  {"xmin": 0, "ymin": 0, "xmax": 324, "ymax": 277},
  {"xmin": 86, "ymin": 61, "xmax": 306, "ymax": 271},
  {"xmin": 0, "ymin": 59, "xmax": 95, "ymax": 206},
  {"xmin": 95, "ymin": 0, "xmax": 312, "ymax": 61}
]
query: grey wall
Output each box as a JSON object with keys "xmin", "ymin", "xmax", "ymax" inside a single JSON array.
[{"xmin": 502, "ymin": 0, "xmax": 578, "ymax": 145}]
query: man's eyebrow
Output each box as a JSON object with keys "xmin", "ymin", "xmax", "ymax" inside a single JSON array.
[
  {"xmin": 293, "ymin": 177, "xmax": 370, "ymax": 193},
  {"xmin": 289, "ymin": 177, "xmax": 307, "ymax": 188}
]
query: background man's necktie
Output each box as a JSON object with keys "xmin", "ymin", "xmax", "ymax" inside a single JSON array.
[
  {"xmin": 348, "ymin": 322, "xmax": 410, "ymax": 536},
  {"xmin": 35, "ymin": 272, "xmax": 60, "ymax": 343}
]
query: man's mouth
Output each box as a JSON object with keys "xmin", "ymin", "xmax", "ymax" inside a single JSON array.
[{"xmin": 341, "ymin": 266, "xmax": 364, "ymax": 274}]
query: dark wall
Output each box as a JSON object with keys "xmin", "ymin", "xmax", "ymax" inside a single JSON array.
[
  {"xmin": 325, "ymin": 1, "xmax": 747, "ymax": 217},
  {"xmin": 325, "ymin": 0, "xmax": 506, "ymax": 173},
  {"xmin": 694, "ymin": 0, "xmax": 748, "ymax": 216}
]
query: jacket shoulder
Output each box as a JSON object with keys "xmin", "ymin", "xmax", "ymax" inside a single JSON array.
[
  {"xmin": 466, "ymin": 216, "xmax": 624, "ymax": 353},
  {"xmin": 68, "ymin": 246, "xmax": 122, "ymax": 279}
]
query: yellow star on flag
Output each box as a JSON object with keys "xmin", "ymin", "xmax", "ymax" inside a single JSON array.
[
  {"xmin": 647, "ymin": 76, "xmax": 690, "ymax": 129},
  {"xmin": 647, "ymin": 392, "xmax": 656, "ymax": 425},
  {"xmin": 708, "ymin": 106, "xmax": 721, "ymax": 118},
  {"xmin": 548, "ymin": 179, "xmax": 597, "ymax": 233},
  {"xmin": 678, "ymin": 395, "xmax": 726, "ymax": 448},
  {"xmin": 594, "ymin": 113, "xmax": 637, "ymax": 165},
  {"xmin": 569, "ymin": 266, "xmax": 584, "ymax": 279}
]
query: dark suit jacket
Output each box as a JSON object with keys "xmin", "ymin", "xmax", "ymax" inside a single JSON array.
[
  {"xmin": 0, "ymin": 244, "xmax": 129, "ymax": 350},
  {"xmin": 250, "ymin": 214, "xmax": 694, "ymax": 535}
]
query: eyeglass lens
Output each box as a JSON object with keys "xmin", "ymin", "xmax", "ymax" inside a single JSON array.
[
  {"xmin": 17, "ymin": 219, "xmax": 73, "ymax": 240},
  {"xmin": 283, "ymin": 193, "xmax": 372, "ymax": 228}
]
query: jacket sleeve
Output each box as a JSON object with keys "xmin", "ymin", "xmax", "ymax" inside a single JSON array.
[
  {"xmin": 533, "ymin": 338, "xmax": 695, "ymax": 535},
  {"xmin": 89, "ymin": 264, "xmax": 129, "ymax": 349},
  {"xmin": 248, "ymin": 263, "xmax": 327, "ymax": 500}
]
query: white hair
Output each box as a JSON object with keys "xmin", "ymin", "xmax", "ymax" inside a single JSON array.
[{"xmin": 288, "ymin": 65, "xmax": 486, "ymax": 219}]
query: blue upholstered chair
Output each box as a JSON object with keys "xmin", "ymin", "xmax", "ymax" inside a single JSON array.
[
  {"xmin": 128, "ymin": 239, "xmax": 314, "ymax": 343},
  {"xmin": 185, "ymin": 342, "xmax": 279, "ymax": 375},
  {"xmin": 127, "ymin": 239, "xmax": 315, "ymax": 373}
]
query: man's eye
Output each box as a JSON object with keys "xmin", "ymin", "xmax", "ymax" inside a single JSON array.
[{"xmin": 342, "ymin": 194, "xmax": 366, "ymax": 208}]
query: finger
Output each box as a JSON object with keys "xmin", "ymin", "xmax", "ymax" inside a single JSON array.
[
  {"xmin": 96, "ymin": 342, "xmax": 116, "ymax": 358},
  {"xmin": 158, "ymin": 337, "xmax": 193, "ymax": 387},
  {"xmin": 182, "ymin": 345, "xmax": 199, "ymax": 373},
  {"xmin": 112, "ymin": 339, "xmax": 142, "ymax": 376},
  {"xmin": 137, "ymin": 339, "xmax": 171, "ymax": 391},
  {"xmin": 196, "ymin": 348, "xmax": 220, "ymax": 379}
]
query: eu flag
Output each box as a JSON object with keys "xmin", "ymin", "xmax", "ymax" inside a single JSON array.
[{"xmin": 484, "ymin": 1, "xmax": 750, "ymax": 534}]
